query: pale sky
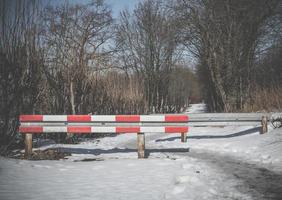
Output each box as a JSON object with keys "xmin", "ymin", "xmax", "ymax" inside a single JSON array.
[
  {"xmin": 48, "ymin": 0, "xmax": 141, "ymax": 18},
  {"xmin": 105, "ymin": 0, "xmax": 142, "ymax": 17}
]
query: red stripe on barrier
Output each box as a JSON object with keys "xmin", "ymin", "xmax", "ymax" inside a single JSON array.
[
  {"xmin": 19, "ymin": 126, "xmax": 43, "ymax": 133},
  {"xmin": 116, "ymin": 127, "xmax": 140, "ymax": 133},
  {"xmin": 67, "ymin": 126, "xmax": 91, "ymax": 133},
  {"xmin": 165, "ymin": 115, "xmax": 189, "ymax": 122},
  {"xmin": 20, "ymin": 115, "xmax": 43, "ymax": 122},
  {"xmin": 67, "ymin": 115, "xmax": 91, "ymax": 122},
  {"xmin": 116, "ymin": 115, "xmax": 140, "ymax": 122},
  {"xmin": 165, "ymin": 126, "xmax": 188, "ymax": 133}
]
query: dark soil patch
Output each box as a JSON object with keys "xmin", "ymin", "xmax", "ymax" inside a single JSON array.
[{"xmin": 10, "ymin": 149, "xmax": 71, "ymax": 160}]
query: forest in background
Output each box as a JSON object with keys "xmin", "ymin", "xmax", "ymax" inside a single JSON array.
[{"xmin": 1, "ymin": 0, "xmax": 282, "ymax": 152}]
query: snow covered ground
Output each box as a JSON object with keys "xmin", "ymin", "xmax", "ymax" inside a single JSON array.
[{"xmin": 1, "ymin": 104, "xmax": 282, "ymax": 200}]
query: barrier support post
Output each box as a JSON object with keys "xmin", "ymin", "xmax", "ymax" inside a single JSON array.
[
  {"xmin": 25, "ymin": 133, "xmax": 33, "ymax": 159},
  {"xmin": 137, "ymin": 132, "xmax": 145, "ymax": 158},
  {"xmin": 181, "ymin": 132, "xmax": 187, "ymax": 143},
  {"xmin": 261, "ymin": 116, "xmax": 268, "ymax": 134}
]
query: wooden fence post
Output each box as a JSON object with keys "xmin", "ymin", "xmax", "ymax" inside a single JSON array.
[
  {"xmin": 181, "ymin": 132, "xmax": 187, "ymax": 143},
  {"xmin": 24, "ymin": 133, "xmax": 33, "ymax": 159},
  {"xmin": 261, "ymin": 116, "xmax": 268, "ymax": 134},
  {"xmin": 137, "ymin": 132, "xmax": 145, "ymax": 158}
]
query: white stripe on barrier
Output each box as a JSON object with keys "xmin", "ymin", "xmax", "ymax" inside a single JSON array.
[
  {"xmin": 43, "ymin": 115, "xmax": 67, "ymax": 122},
  {"xmin": 91, "ymin": 127, "xmax": 116, "ymax": 133},
  {"xmin": 43, "ymin": 127, "xmax": 67, "ymax": 132},
  {"xmin": 20, "ymin": 126, "xmax": 189, "ymax": 133},
  {"xmin": 140, "ymin": 115, "xmax": 165, "ymax": 122},
  {"xmin": 91, "ymin": 115, "xmax": 116, "ymax": 122},
  {"xmin": 140, "ymin": 127, "xmax": 165, "ymax": 133}
]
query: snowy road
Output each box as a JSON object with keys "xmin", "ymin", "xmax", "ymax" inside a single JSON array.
[
  {"xmin": 188, "ymin": 151, "xmax": 282, "ymax": 200},
  {"xmin": 0, "ymin": 104, "xmax": 282, "ymax": 200}
]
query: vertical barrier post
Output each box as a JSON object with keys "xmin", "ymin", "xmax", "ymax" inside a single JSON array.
[
  {"xmin": 25, "ymin": 133, "xmax": 33, "ymax": 159},
  {"xmin": 261, "ymin": 116, "xmax": 268, "ymax": 134},
  {"xmin": 137, "ymin": 132, "xmax": 145, "ymax": 158},
  {"xmin": 181, "ymin": 132, "xmax": 187, "ymax": 143}
]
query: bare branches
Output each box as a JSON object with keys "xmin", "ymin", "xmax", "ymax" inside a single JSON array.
[
  {"xmin": 115, "ymin": 0, "xmax": 186, "ymax": 113},
  {"xmin": 42, "ymin": 0, "xmax": 113, "ymax": 115},
  {"xmin": 176, "ymin": 0, "xmax": 282, "ymax": 112},
  {"xmin": 0, "ymin": 0, "xmax": 44, "ymax": 150}
]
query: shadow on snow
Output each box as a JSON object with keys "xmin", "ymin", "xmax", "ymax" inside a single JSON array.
[
  {"xmin": 156, "ymin": 126, "xmax": 261, "ymax": 142},
  {"xmin": 53, "ymin": 147, "xmax": 189, "ymax": 158}
]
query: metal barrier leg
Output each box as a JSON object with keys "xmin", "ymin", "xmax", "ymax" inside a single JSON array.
[
  {"xmin": 25, "ymin": 133, "xmax": 33, "ymax": 159},
  {"xmin": 261, "ymin": 116, "xmax": 268, "ymax": 134},
  {"xmin": 181, "ymin": 132, "xmax": 187, "ymax": 143},
  {"xmin": 137, "ymin": 132, "xmax": 145, "ymax": 158}
]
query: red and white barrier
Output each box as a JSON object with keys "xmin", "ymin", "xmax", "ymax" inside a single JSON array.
[
  {"xmin": 19, "ymin": 126, "xmax": 189, "ymax": 133},
  {"xmin": 19, "ymin": 114, "xmax": 189, "ymax": 134},
  {"xmin": 19, "ymin": 114, "xmax": 189, "ymax": 158},
  {"xmin": 20, "ymin": 115, "xmax": 189, "ymax": 122}
]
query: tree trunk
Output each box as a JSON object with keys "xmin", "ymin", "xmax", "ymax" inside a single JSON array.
[
  {"xmin": 68, "ymin": 80, "xmax": 75, "ymax": 138},
  {"xmin": 70, "ymin": 80, "xmax": 76, "ymax": 115}
]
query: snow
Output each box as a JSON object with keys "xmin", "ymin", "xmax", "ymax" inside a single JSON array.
[
  {"xmin": 153, "ymin": 126, "xmax": 282, "ymax": 172},
  {"xmin": 183, "ymin": 103, "xmax": 282, "ymax": 171},
  {"xmin": 0, "ymin": 155, "xmax": 253, "ymax": 200},
  {"xmin": 1, "ymin": 103, "xmax": 282, "ymax": 200},
  {"xmin": 186, "ymin": 103, "xmax": 207, "ymax": 113}
]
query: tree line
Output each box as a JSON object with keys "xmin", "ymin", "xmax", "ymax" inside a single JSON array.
[
  {"xmin": 0, "ymin": 0, "xmax": 200, "ymax": 150},
  {"xmin": 175, "ymin": 0, "xmax": 282, "ymax": 112},
  {"xmin": 1, "ymin": 0, "xmax": 281, "ymax": 151}
]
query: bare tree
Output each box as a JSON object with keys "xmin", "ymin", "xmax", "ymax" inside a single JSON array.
[
  {"xmin": 176, "ymin": 0, "xmax": 282, "ymax": 112},
  {"xmin": 42, "ymin": 0, "xmax": 113, "ymax": 115},
  {"xmin": 115, "ymin": 0, "xmax": 182, "ymax": 113},
  {"xmin": 0, "ymin": 0, "xmax": 43, "ymax": 152}
]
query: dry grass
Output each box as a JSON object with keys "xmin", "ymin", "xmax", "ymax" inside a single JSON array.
[{"xmin": 243, "ymin": 86, "xmax": 282, "ymax": 112}]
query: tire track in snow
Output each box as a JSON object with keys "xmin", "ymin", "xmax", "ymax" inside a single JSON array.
[{"xmin": 183, "ymin": 151, "xmax": 282, "ymax": 200}]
